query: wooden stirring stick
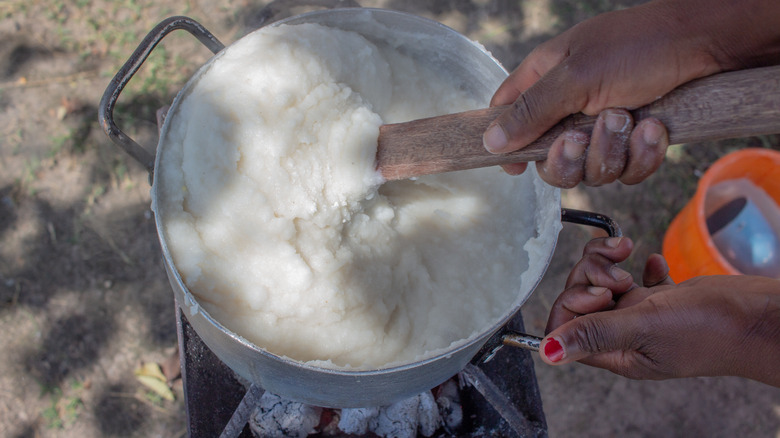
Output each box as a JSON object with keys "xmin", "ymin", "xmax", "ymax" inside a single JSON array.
[{"xmin": 376, "ymin": 65, "xmax": 780, "ymax": 181}]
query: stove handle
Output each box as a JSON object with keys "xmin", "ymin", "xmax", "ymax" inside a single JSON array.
[
  {"xmin": 559, "ymin": 208, "xmax": 622, "ymax": 238},
  {"xmin": 98, "ymin": 16, "xmax": 225, "ymax": 181},
  {"xmin": 478, "ymin": 208, "xmax": 622, "ymax": 362}
]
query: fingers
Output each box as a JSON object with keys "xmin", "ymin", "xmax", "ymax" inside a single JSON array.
[
  {"xmin": 536, "ymin": 109, "xmax": 635, "ymax": 187},
  {"xmin": 484, "ymin": 63, "xmax": 584, "ymax": 154},
  {"xmin": 546, "ymin": 237, "xmax": 636, "ymax": 333},
  {"xmin": 609, "ymin": 253, "xmax": 675, "ymax": 309},
  {"xmin": 486, "ymin": 42, "xmax": 572, "ymax": 154},
  {"xmin": 642, "ymin": 253, "xmax": 674, "ymax": 287},
  {"xmin": 535, "ymin": 132, "xmax": 588, "ymax": 188},
  {"xmin": 545, "ymin": 285, "xmax": 614, "ymax": 334},
  {"xmin": 500, "ymin": 162, "xmax": 528, "ymax": 176},
  {"xmin": 541, "ymin": 276, "xmax": 767, "ymax": 381},
  {"xmin": 540, "ymin": 309, "xmax": 640, "ymax": 367},
  {"xmin": 619, "ymin": 118, "xmax": 669, "ymax": 185},
  {"xmin": 519, "ymin": 113, "xmax": 668, "ymax": 187},
  {"xmin": 564, "ymin": 237, "xmax": 634, "ymax": 289},
  {"xmin": 583, "ymin": 109, "xmax": 632, "ymax": 186}
]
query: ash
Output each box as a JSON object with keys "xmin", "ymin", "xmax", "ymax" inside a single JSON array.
[
  {"xmin": 249, "ymin": 393, "xmax": 322, "ymax": 438},
  {"xmin": 249, "ymin": 380, "xmax": 462, "ymax": 438}
]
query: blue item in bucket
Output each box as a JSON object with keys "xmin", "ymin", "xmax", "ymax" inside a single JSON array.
[{"xmin": 707, "ymin": 197, "xmax": 780, "ymax": 277}]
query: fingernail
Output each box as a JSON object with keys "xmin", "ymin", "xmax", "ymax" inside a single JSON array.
[
  {"xmin": 544, "ymin": 337, "xmax": 565, "ymax": 362},
  {"xmin": 610, "ymin": 265, "xmax": 631, "ymax": 281},
  {"xmin": 605, "ymin": 112, "xmax": 629, "ymax": 133},
  {"xmin": 483, "ymin": 124, "xmax": 508, "ymax": 153},
  {"xmin": 605, "ymin": 236, "xmax": 622, "ymax": 248},
  {"xmin": 642, "ymin": 121, "xmax": 664, "ymax": 145},
  {"xmin": 587, "ymin": 286, "xmax": 609, "ymax": 296},
  {"xmin": 562, "ymin": 133, "xmax": 587, "ymax": 160},
  {"xmin": 502, "ymin": 162, "xmax": 527, "ymax": 175}
]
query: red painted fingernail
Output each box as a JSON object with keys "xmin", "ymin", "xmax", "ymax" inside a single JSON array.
[{"xmin": 544, "ymin": 338, "xmax": 565, "ymax": 363}]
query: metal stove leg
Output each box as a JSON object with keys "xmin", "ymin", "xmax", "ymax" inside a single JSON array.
[
  {"xmin": 461, "ymin": 363, "xmax": 535, "ymax": 436},
  {"xmin": 219, "ymin": 384, "xmax": 265, "ymax": 438},
  {"xmin": 176, "ymin": 300, "xmax": 253, "ymax": 437}
]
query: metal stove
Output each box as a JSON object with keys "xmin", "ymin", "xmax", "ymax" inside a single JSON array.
[{"xmin": 176, "ymin": 300, "xmax": 548, "ymax": 437}]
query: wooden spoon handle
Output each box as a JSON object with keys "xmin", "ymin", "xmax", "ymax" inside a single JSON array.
[{"xmin": 377, "ymin": 65, "xmax": 780, "ymax": 181}]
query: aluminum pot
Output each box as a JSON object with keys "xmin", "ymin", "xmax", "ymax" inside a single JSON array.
[{"xmin": 99, "ymin": 9, "xmax": 620, "ymax": 408}]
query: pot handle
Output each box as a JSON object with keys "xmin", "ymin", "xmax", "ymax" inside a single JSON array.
[
  {"xmin": 477, "ymin": 208, "xmax": 622, "ymax": 362},
  {"xmin": 98, "ymin": 16, "xmax": 224, "ymax": 180}
]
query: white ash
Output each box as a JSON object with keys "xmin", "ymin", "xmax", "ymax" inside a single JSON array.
[
  {"xmin": 249, "ymin": 392, "xmax": 321, "ymax": 438},
  {"xmin": 250, "ymin": 386, "xmax": 462, "ymax": 437},
  {"xmin": 339, "ymin": 391, "xmax": 444, "ymax": 438},
  {"xmin": 374, "ymin": 397, "xmax": 422, "ymax": 438},
  {"xmin": 414, "ymin": 391, "xmax": 441, "ymax": 436},
  {"xmin": 338, "ymin": 406, "xmax": 380, "ymax": 435},
  {"xmin": 435, "ymin": 379, "xmax": 463, "ymax": 431}
]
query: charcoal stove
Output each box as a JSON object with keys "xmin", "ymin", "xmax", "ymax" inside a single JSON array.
[{"xmin": 176, "ymin": 299, "xmax": 548, "ymax": 437}]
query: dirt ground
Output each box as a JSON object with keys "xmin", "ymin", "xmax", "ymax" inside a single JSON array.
[{"xmin": 0, "ymin": 0, "xmax": 778, "ymax": 437}]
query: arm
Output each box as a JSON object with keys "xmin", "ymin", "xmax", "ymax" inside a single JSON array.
[
  {"xmin": 541, "ymin": 237, "xmax": 780, "ymax": 387},
  {"xmin": 485, "ymin": 0, "xmax": 780, "ymax": 187}
]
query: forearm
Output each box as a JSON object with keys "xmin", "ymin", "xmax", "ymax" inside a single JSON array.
[{"xmin": 658, "ymin": 0, "xmax": 780, "ymax": 70}]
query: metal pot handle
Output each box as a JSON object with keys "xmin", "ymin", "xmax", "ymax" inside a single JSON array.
[
  {"xmin": 477, "ymin": 208, "xmax": 622, "ymax": 362},
  {"xmin": 98, "ymin": 16, "xmax": 224, "ymax": 179}
]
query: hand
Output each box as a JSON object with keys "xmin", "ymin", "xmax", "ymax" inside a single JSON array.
[
  {"xmin": 540, "ymin": 237, "xmax": 780, "ymax": 387},
  {"xmin": 482, "ymin": 0, "xmax": 741, "ymax": 187}
]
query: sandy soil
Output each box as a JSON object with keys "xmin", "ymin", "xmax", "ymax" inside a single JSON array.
[{"xmin": 0, "ymin": 0, "xmax": 778, "ymax": 437}]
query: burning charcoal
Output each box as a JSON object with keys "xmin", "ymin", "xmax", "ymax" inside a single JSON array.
[
  {"xmin": 338, "ymin": 406, "xmax": 380, "ymax": 435},
  {"xmin": 370, "ymin": 391, "xmax": 443, "ymax": 438},
  {"xmin": 435, "ymin": 380, "xmax": 462, "ymax": 430},
  {"xmin": 374, "ymin": 396, "xmax": 420, "ymax": 438},
  {"xmin": 249, "ymin": 392, "xmax": 321, "ymax": 438},
  {"xmin": 437, "ymin": 379, "xmax": 459, "ymax": 401},
  {"xmin": 436, "ymin": 396, "xmax": 462, "ymax": 431},
  {"xmin": 317, "ymin": 409, "xmax": 342, "ymax": 436},
  {"xmin": 417, "ymin": 391, "xmax": 441, "ymax": 436}
]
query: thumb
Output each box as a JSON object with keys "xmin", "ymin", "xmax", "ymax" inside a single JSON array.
[
  {"xmin": 539, "ymin": 309, "xmax": 639, "ymax": 366},
  {"xmin": 483, "ymin": 62, "xmax": 585, "ymax": 154},
  {"xmin": 643, "ymin": 253, "xmax": 675, "ymax": 287}
]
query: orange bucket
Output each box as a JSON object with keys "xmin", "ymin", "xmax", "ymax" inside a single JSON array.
[{"xmin": 662, "ymin": 148, "xmax": 780, "ymax": 282}]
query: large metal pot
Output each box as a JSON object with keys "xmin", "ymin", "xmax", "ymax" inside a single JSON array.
[{"xmin": 99, "ymin": 8, "xmax": 620, "ymax": 408}]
